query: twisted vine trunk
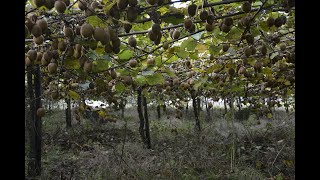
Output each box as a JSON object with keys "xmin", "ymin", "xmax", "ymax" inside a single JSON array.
[
  {"xmin": 65, "ymin": 98, "xmax": 72, "ymax": 128},
  {"xmin": 143, "ymin": 96, "xmax": 151, "ymax": 149},
  {"xmin": 191, "ymin": 90, "xmax": 201, "ymax": 132},
  {"xmin": 137, "ymin": 87, "xmax": 145, "ymax": 143}
]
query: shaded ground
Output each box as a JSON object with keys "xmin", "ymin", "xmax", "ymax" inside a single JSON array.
[{"xmin": 26, "ymin": 107, "xmax": 295, "ymax": 179}]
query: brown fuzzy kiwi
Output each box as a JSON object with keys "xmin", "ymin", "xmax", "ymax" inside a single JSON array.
[
  {"xmin": 64, "ymin": 26, "xmax": 74, "ymax": 38},
  {"xmin": 25, "ymin": 18, "xmax": 34, "ymax": 32},
  {"xmin": 51, "ymin": 50, "xmax": 59, "ymax": 59},
  {"xmin": 123, "ymin": 76, "xmax": 133, "ymax": 85},
  {"xmin": 66, "ymin": 47, "xmax": 74, "ymax": 56},
  {"xmin": 188, "ymin": 23, "xmax": 195, "ymax": 33},
  {"xmin": 154, "ymin": 32, "xmax": 162, "ymax": 45},
  {"xmin": 36, "ymin": 19, "xmax": 48, "ymax": 32},
  {"xmin": 147, "ymin": 59, "xmax": 155, "ymax": 66},
  {"xmin": 110, "ymin": 69, "xmax": 117, "ymax": 79},
  {"xmin": 254, "ymin": 61, "xmax": 262, "ymax": 72},
  {"xmin": 93, "ymin": 27, "xmax": 107, "ymax": 42},
  {"xmin": 58, "ymin": 40, "xmax": 67, "ymax": 52},
  {"xmin": 222, "ymin": 44, "xmax": 229, "ymax": 52},
  {"xmin": 224, "ymin": 17, "xmax": 233, "ymax": 26},
  {"xmin": 37, "ymin": 107, "xmax": 46, "ymax": 117},
  {"xmin": 128, "ymin": 36, "xmax": 137, "ymax": 47},
  {"xmin": 51, "ymin": 39, "xmax": 58, "ymax": 50},
  {"xmin": 251, "ymin": 46, "xmax": 256, "ymax": 55},
  {"xmin": 51, "ymin": 91, "xmax": 59, "ymax": 100},
  {"xmin": 280, "ymin": 15, "xmax": 287, "ymax": 25},
  {"xmin": 163, "ymin": 42, "xmax": 169, "ymax": 49},
  {"xmin": 45, "ymin": 0, "xmax": 55, "ymax": 9},
  {"xmin": 245, "ymin": 34, "xmax": 254, "ymax": 44},
  {"xmin": 27, "ymin": 50, "xmax": 37, "ymax": 61},
  {"xmin": 105, "ymin": 44, "xmax": 113, "ymax": 53},
  {"xmin": 238, "ymin": 66, "xmax": 246, "ymax": 75},
  {"xmin": 25, "ymin": 57, "xmax": 33, "ymax": 66},
  {"xmin": 181, "ymin": 82, "xmax": 190, "ymax": 89},
  {"xmin": 172, "ymin": 30, "xmax": 180, "ymax": 39},
  {"xmin": 274, "ymin": 17, "xmax": 283, "ymax": 27},
  {"xmin": 127, "ymin": 7, "xmax": 138, "ymax": 22},
  {"xmin": 148, "ymin": 30, "xmax": 157, "ymax": 41},
  {"xmin": 206, "ymin": 15, "xmax": 215, "ymax": 25},
  {"xmin": 221, "ymin": 24, "xmax": 231, "ymax": 33},
  {"xmin": 78, "ymin": 0, "xmax": 88, "ymax": 10},
  {"xmin": 36, "ymin": 52, "xmax": 43, "ymax": 63},
  {"xmin": 152, "ymin": 23, "xmax": 161, "ymax": 33},
  {"xmin": 244, "ymin": 47, "xmax": 252, "ymax": 57},
  {"xmin": 205, "ymin": 23, "xmax": 214, "ymax": 32},
  {"xmin": 147, "ymin": 0, "xmax": 158, "ymax": 5},
  {"xmin": 280, "ymin": 43, "xmax": 286, "ymax": 51},
  {"xmin": 31, "ymin": 25, "xmax": 42, "ymax": 38},
  {"xmin": 33, "ymin": 35, "xmax": 44, "ymax": 45},
  {"xmin": 62, "ymin": 0, "xmax": 70, "ymax": 6},
  {"xmin": 266, "ymin": 17, "xmax": 275, "ymax": 27},
  {"xmin": 200, "ymin": 10, "xmax": 209, "ymax": 21},
  {"xmin": 33, "ymin": 0, "xmax": 45, "ymax": 7},
  {"xmin": 188, "ymin": 4, "xmax": 197, "ymax": 17},
  {"xmin": 75, "ymin": 26, "xmax": 81, "ymax": 35},
  {"xmin": 242, "ymin": 1, "xmax": 251, "ymax": 13},
  {"xmin": 273, "ymin": 37, "xmax": 280, "ymax": 44},
  {"xmin": 228, "ymin": 68, "xmax": 235, "ymax": 76},
  {"xmin": 113, "ymin": 46, "xmax": 120, "ymax": 54},
  {"xmin": 43, "ymin": 51, "xmax": 53, "ymax": 62},
  {"xmin": 84, "ymin": 7, "xmax": 94, "ymax": 17},
  {"xmin": 112, "ymin": 38, "xmax": 121, "ymax": 48},
  {"xmin": 80, "ymin": 23, "xmax": 94, "ymax": 38},
  {"xmin": 48, "ymin": 62, "xmax": 58, "ymax": 74},
  {"xmin": 54, "ymin": 0, "xmax": 67, "ymax": 13},
  {"xmin": 261, "ymin": 45, "xmax": 267, "ymax": 55},
  {"xmin": 241, "ymin": 16, "xmax": 251, "ymax": 27},
  {"xmin": 117, "ymin": 0, "xmax": 128, "ymax": 9},
  {"xmin": 184, "ymin": 19, "xmax": 192, "ymax": 29},
  {"xmin": 129, "ymin": 59, "xmax": 137, "ymax": 67},
  {"xmin": 84, "ymin": 61, "xmax": 93, "ymax": 73},
  {"xmin": 128, "ymin": 0, "xmax": 137, "ymax": 7},
  {"xmin": 123, "ymin": 23, "xmax": 132, "ymax": 33},
  {"xmin": 210, "ymin": 54, "xmax": 214, "ymax": 60}
]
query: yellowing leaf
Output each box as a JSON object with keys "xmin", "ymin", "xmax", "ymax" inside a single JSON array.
[
  {"xmin": 68, "ymin": 90, "xmax": 80, "ymax": 100},
  {"xmin": 267, "ymin": 113, "xmax": 273, "ymax": 119}
]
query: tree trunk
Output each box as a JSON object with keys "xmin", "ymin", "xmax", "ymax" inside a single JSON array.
[
  {"xmin": 27, "ymin": 66, "xmax": 37, "ymax": 178},
  {"xmin": 65, "ymin": 98, "xmax": 72, "ymax": 128},
  {"xmin": 143, "ymin": 96, "xmax": 151, "ymax": 149},
  {"xmin": 191, "ymin": 90, "xmax": 201, "ymax": 131},
  {"xmin": 205, "ymin": 98, "xmax": 211, "ymax": 122},
  {"xmin": 137, "ymin": 88, "xmax": 145, "ymax": 143},
  {"xmin": 34, "ymin": 65, "xmax": 42, "ymax": 176},
  {"xmin": 224, "ymin": 97, "xmax": 228, "ymax": 115},
  {"xmin": 157, "ymin": 105, "xmax": 161, "ymax": 119}
]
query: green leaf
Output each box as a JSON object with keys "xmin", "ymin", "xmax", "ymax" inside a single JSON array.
[
  {"xmin": 166, "ymin": 55, "xmax": 179, "ymax": 64},
  {"xmin": 93, "ymin": 60, "xmax": 109, "ymax": 73},
  {"xmin": 158, "ymin": 7, "xmax": 169, "ymax": 15},
  {"xmin": 64, "ymin": 57, "xmax": 80, "ymax": 70},
  {"xmin": 162, "ymin": 13, "xmax": 184, "ymax": 25},
  {"xmin": 270, "ymin": 52, "xmax": 279, "ymax": 60},
  {"xmin": 180, "ymin": 38, "xmax": 197, "ymax": 51},
  {"xmin": 68, "ymin": 90, "xmax": 80, "ymax": 100},
  {"xmin": 146, "ymin": 73, "xmax": 164, "ymax": 86},
  {"xmin": 262, "ymin": 67, "xmax": 272, "ymax": 75},
  {"xmin": 164, "ymin": 69, "xmax": 176, "ymax": 77},
  {"xmin": 190, "ymin": 52, "xmax": 199, "ymax": 60},
  {"xmin": 192, "ymin": 31, "xmax": 205, "ymax": 40},
  {"xmin": 135, "ymin": 75, "xmax": 146, "ymax": 85},
  {"xmin": 115, "ymin": 82, "xmax": 125, "ymax": 93},
  {"xmin": 207, "ymin": 64, "xmax": 222, "ymax": 74},
  {"xmin": 176, "ymin": 49, "xmax": 189, "ymax": 59},
  {"xmin": 284, "ymin": 81, "xmax": 291, "ymax": 86},
  {"xmin": 193, "ymin": 76, "xmax": 208, "ymax": 91},
  {"xmin": 86, "ymin": 16, "xmax": 105, "ymax": 28},
  {"xmin": 118, "ymin": 49, "xmax": 134, "ymax": 60}
]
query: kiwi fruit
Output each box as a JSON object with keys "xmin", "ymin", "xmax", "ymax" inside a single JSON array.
[
  {"xmin": 173, "ymin": 78, "xmax": 179, "ymax": 85},
  {"xmin": 238, "ymin": 66, "xmax": 246, "ymax": 75},
  {"xmin": 112, "ymin": 38, "xmax": 121, "ymax": 48},
  {"xmin": 64, "ymin": 26, "xmax": 74, "ymax": 38},
  {"xmin": 188, "ymin": 23, "xmax": 196, "ymax": 33},
  {"xmin": 84, "ymin": 61, "xmax": 93, "ymax": 73},
  {"xmin": 172, "ymin": 30, "xmax": 180, "ymax": 39},
  {"xmin": 152, "ymin": 23, "xmax": 161, "ymax": 33},
  {"xmin": 33, "ymin": 35, "xmax": 44, "ymax": 45},
  {"xmin": 58, "ymin": 40, "xmax": 67, "ymax": 52},
  {"xmin": 25, "ymin": 57, "xmax": 33, "ymax": 66},
  {"xmin": 266, "ymin": 17, "xmax": 275, "ymax": 27},
  {"xmin": 62, "ymin": 0, "xmax": 70, "ymax": 6},
  {"xmin": 33, "ymin": 0, "xmax": 45, "ymax": 7},
  {"xmin": 241, "ymin": 16, "xmax": 251, "ymax": 27},
  {"xmin": 147, "ymin": 58, "xmax": 155, "ymax": 66},
  {"xmin": 123, "ymin": 76, "xmax": 133, "ymax": 85},
  {"xmin": 27, "ymin": 50, "xmax": 37, "ymax": 61},
  {"xmin": 224, "ymin": 17, "xmax": 233, "ymax": 26},
  {"xmin": 251, "ymin": 46, "xmax": 256, "ymax": 55},
  {"xmin": 181, "ymin": 82, "xmax": 190, "ymax": 89},
  {"xmin": 205, "ymin": 23, "xmax": 214, "ymax": 32},
  {"xmin": 188, "ymin": 79, "xmax": 194, "ymax": 85},
  {"xmin": 242, "ymin": 1, "xmax": 251, "ymax": 13},
  {"xmin": 36, "ymin": 52, "xmax": 43, "ymax": 63},
  {"xmin": 85, "ymin": 7, "xmax": 94, "ymax": 17},
  {"xmin": 210, "ymin": 54, "xmax": 214, "ymax": 60},
  {"xmin": 129, "ymin": 59, "xmax": 137, "ymax": 67},
  {"xmin": 78, "ymin": 0, "xmax": 88, "ymax": 10},
  {"xmin": 128, "ymin": 0, "xmax": 137, "ymax": 7},
  {"xmin": 54, "ymin": 0, "xmax": 67, "ymax": 13},
  {"xmin": 45, "ymin": 0, "xmax": 55, "ymax": 9},
  {"xmin": 117, "ymin": 0, "xmax": 128, "ymax": 9},
  {"xmin": 37, "ymin": 107, "xmax": 46, "ymax": 117},
  {"xmin": 48, "ymin": 63, "xmax": 58, "ymax": 74},
  {"xmin": 245, "ymin": 34, "xmax": 254, "ymax": 44},
  {"xmin": 280, "ymin": 15, "xmax": 287, "ymax": 25},
  {"xmin": 200, "ymin": 11, "xmax": 208, "ymax": 21},
  {"xmin": 254, "ymin": 61, "xmax": 262, "ymax": 72},
  {"xmin": 222, "ymin": 44, "xmax": 229, "ymax": 52},
  {"xmin": 128, "ymin": 36, "xmax": 137, "ymax": 47},
  {"xmin": 51, "ymin": 50, "xmax": 59, "ymax": 59},
  {"xmin": 36, "ymin": 19, "xmax": 48, "ymax": 32},
  {"xmin": 188, "ymin": 4, "xmax": 197, "ymax": 17},
  {"xmin": 80, "ymin": 23, "xmax": 94, "ymax": 38},
  {"xmin": 261, "ymin": 45, "xmax": 267, "ymax": 55},
  {"xmin": 41, "ymin": 57, "xmax": 49, "ymax": 66},
  {"xmin": 31, "ymin": 25, "xmax": 42, "ymax": 38},
  {"xmin": 147, "ymin": 0, "xmax": 158, "ymax": 5},
  {"xmin": 127, "ymin": 7, "xmax": 138, "ymax": 22},
  {"xmin": 221, "ymin": 24, "xmax": 231, "ymax": 33},
  {"xmin": 43, "ymin": 51, "xmax": 52, "ymax": 62},
  {"xmin": 109, "ymin": 69, "xmax": 117, "ymax": 79},
  {"xmin": 105, "ymin": 44, "xmax": 113, "ymax": 53},
  {"xmin": 25, "ymin": 18, "xmax": 34, "ymax": 32},
  {"xmin": 74, "ymin": 26, "xmax": 80, "ymax": 36},
  {"xmin": 273, "ymin": 37, "xmax": 280, "ymax": 44},
  {"xmin": 66, "ymin": 47, "xmax": 74, "ymax": 56},
  {"xmin": 244, "ymin": 47, "xmax": 252, "ymax": 57},
  {"xmin": 280, "ymin": 43, "xmax": 286, "ymax": 51},
  {"xmin": 228, "ymin": 68, "xmax": 235, "ymax": 76},
  {"xmin": 163, "ymin": 42, "xmax": 169, "ymax": 49},
  {"xmin": 113, "ymin": 46, "xmax": 120, "ymax": 54},
  {"xmin": 148, "ymin": 30, "xmax": 157, "ymax": 41},
  {"xmin": 51, "ymin": 91, "xmax": 59, "ymax": 100},
  {"xmin": 274, "ymin": 17, "xmax": 283, "ymax": 27},
  {"xmin": 123, "ymin": 23, "xmax": 132, "ymax": 33},
  {"xmin": 206, "ymin": 15, "xmax": 215, "ymax": 25},
  {"xmin": 93, "ymin": 27, "xmax": 107, "ymax": 42}
]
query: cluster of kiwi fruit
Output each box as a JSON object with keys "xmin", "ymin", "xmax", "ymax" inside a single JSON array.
[
  {"xmin": 220, "ymin": 17, "xmax": 233, "ymax": 33},
  {"xmin": 148, "ymin": 23, "xmax": 163, "ymax": 45},
  {"xmin": 25, "ymin": 14, "xmax": 48, "ymax": 45},
  {"xmin": 32, "ymin": 0, "xmax": 69, "ymax": 13},
  {"xmin": 77, "ymin": 0, "xmax": 102, "ymax": 17},
  {"xmin": 266, "ymin": 15, "xmax": 287, "ymax": 28}
]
